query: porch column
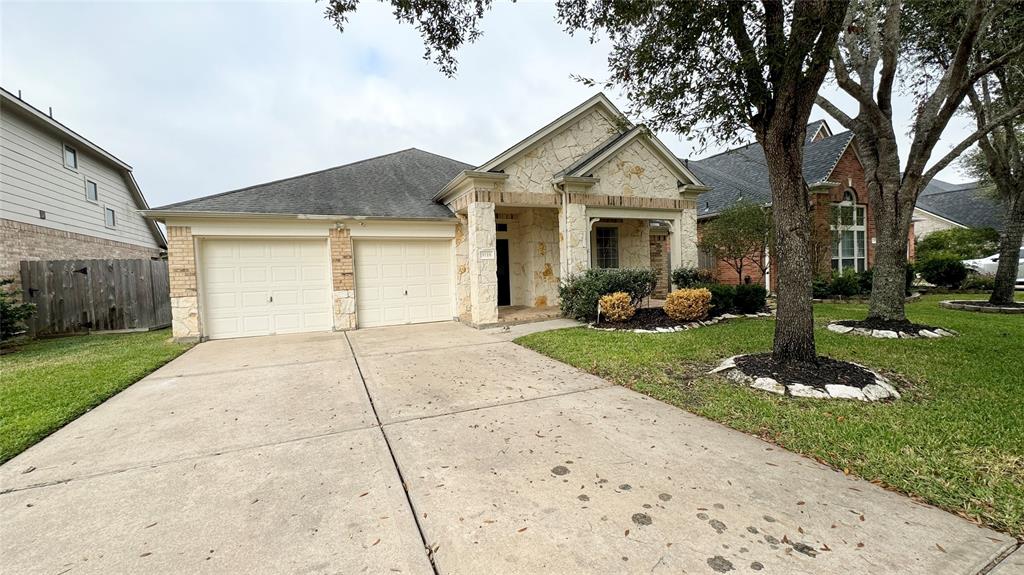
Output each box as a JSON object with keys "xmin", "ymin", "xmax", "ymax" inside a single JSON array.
[
  {"xmin": 467, "ymin": 201, "xmax": 498, "ymax": 325},
  {"xmin": 559, "ymin": 202, "xmax": 589, "ymax": 276},
  {"xmin": 673, "ymin": 208, "xmax": 699, "ymax": 270}
]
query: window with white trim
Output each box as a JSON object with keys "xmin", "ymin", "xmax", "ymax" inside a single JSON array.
[
  {"xmin": 831, "ymin": 190, "xmax": 866, "ymax": 273},
  {"xmin": 104, "ymin": 207, "xmax": 116, "ymax": 228},
  {"xmin": 63, "ymin": 144, "xmax": 78, "ymax": 170},
  {"xmin": 594, "ymin": 227, "xmax": 619, "ymax": 269},
  {"xmin": 86, "ymin": 180, "xmax": 98, "ymax": 202}
]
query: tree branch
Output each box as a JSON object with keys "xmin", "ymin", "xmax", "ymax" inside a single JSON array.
[
  {"xmin": 830, "ymin": 48, "xmax": 880, "ymax": 113},
  {"xmin": 922, "ymin": 99, "xmax": 1024, "ymax": 182},
  {"xmin": 815, "ymin": 95, "xmax": 857, "ymax": 130},
  {"xmin": 876, "ymin": 0, "xmax": 902, "ymax": 116}
]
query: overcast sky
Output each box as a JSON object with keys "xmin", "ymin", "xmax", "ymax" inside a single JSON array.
[{"xmin": 2, "ymin": 1, "xmax": 977, "ymax": 209}]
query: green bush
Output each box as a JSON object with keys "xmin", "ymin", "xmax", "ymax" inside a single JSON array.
[
  {"xmin": 829, "ymin": 270, "xmax": 861, "ymax": 298},
  {"xmin": 1, "ymin": 278, "xmax": 36, "ymax": 340},
  {"xmin": 671, "ymin": 267, "xmax": 716, "ymax": 289},
  {"xmin": 961, "ymin": 273, "xmax": 996, "ymax": 291},
  {"xmin": 916, "ymin": 227, "xmax": 999, "ymax": 261},
  {"xmin": 559, "ymin": 268, "xmax": 657, "ymax": 322},
  {"xmin": 703, "ymin": 283, "xmax": 736, "ymax": 316},
  {"xmin": 918, "ymin": 254, "xmax": 968, "ymax": 288},
  {"xmin": 857, "ymin": 268, "xmax": 873, "ymax": 294},
  {"xmin": 812, "ymin": 277, "xmax": 832, "ymax": 299},
  {"xmin": 905, "ymin": 262, "xmax": 916, "ymax": 295},
  {"xmin": 733, "ymin": 284, "xmax": 767, "ymax": 313}
]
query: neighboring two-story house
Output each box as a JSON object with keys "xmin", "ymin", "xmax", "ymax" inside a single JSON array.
[
  {"xmin": 0, "ymin": 88, "xmax": 166, "ymax": 282},
  {"xmin": 687, "ymin": 120, "xmax": 916, "ymax": 290}
]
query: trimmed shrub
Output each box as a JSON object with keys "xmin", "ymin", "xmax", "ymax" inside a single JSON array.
[
  {"xmin": 857, "ymin": 268, "xmax": 873, "ymax": 294},
  {"xmin": 1, "ymin": 278, "xmax": 36, "ymax": 340},
  {"xmin": 829, "ymin": 270, "xmax": 861, "ymax": 298},
  {"xmin": 704, "ymin": 283, "xmax": 736, "ymax": 316},
  {"xmin": 671, "ymin": 267, "xmax": 716, "ymax": 289},
  {"xmin": 918, "ymin": 254, "xmax": 968, "ymax": 288},
  {"xmin": 916, "ymin": 227, "xmax": 999, "ymax": 261},
  {"xmin": 559, "ymin": 268, "xmax": 658, "ymax": 322},
  {"xmin": 598, "ymin": 292, "xmax": 636, "ymax": 322},
  {"xmin": 734, "ymin": 284, "xmax": 768, "ymax": 313},
  {"xmin": 961, "ymin": 273, "xmax": 996, "ymax": 291},
  {"xmin": 812, "ymin": 277, "xmax": 832, "ymax": 299},
  {"xmin": 905, "ymin": 262, "xmax": 916, "ymax": 295},
  {"xmin": 664, "ymin": 288, "xmax": 712, "ymax": 321}
]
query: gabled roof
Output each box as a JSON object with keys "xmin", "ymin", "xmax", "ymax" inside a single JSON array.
[
  {"xmin": 147, "ymin": 148, "xmax": 471, "ymax": 219},
  {"xmin": 915, "ymin": 179, "xmax": 1004, "ymax": 231},
  {"xmin": 687, "ymin": 123, "xmax": 854, "ymax": 218},
  {"xmin": 555, "ymin": 125, "xmax": 705, "ymax": 187},
  {"xmin": 475, "ymin": 93, "xmax": 627, "ymax": 173},
  {"xmin": 0, "ymin": 86, "xmax": 166, "ymax": 248}
]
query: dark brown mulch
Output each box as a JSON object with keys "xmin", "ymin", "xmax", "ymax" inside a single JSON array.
[
  {"xmin": 834, "ymin": 318, "xmax": 939, "ymax": 335},
  {"xmin": 595, "ymin": 307, "xmax": 686, "ymax": 330},
  {"xmin": 735, "ymin": 353, "xmax": 876, "ymax": 390}
]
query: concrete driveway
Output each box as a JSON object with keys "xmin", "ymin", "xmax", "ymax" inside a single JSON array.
[{"xmin": 1, "ymin": 322, "xmax": 1017, "ymax": 574}]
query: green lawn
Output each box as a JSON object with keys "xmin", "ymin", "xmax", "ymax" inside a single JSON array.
[
  {"xmin": 517, "ymin": 294, "xmax": 1024, "ymax": 538},
  {"xmin": 0, "ymin": 329, "xmax": 191, "ymax": 464}
]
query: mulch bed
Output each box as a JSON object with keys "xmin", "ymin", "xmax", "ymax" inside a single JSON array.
[
  {"xmin": 594, "ymin": 307, "xmax": 688, "ymax": 330},
  {"xmin": 834, "ymin": 318, "xmax": 939, "ymax": 336},
  {"xmin": 735, "ymin": 353, "xmax": 876, "ymax": 390}
]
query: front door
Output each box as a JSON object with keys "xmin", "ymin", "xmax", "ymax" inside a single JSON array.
[{"xmin": 496, "ymin": 239, "xmax": 511, "ymax": 306}]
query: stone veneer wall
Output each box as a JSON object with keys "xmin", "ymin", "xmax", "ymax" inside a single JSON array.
[
  {"xmin": 329, "ymin": 228, "xmax": 356, "ymax": 330},
  {"xmin": 1, "ymin": 218, "xmax": 162, "ymax": 284},
  {"xmin": 467, "ymin": 202, "xmax": 498, "ymax": 325},
  {"xmin": 559, "ymin": 203, "xmax": 589, "ymax": 277},
  {"xmin": 589, "ymin": 138, "xmax": 680, "ymax": 199},
  {"xmin": 455, "ymin": 217, "xmax": 472, "ymax": 322},
  {"xmin": 167, "ymin": 225, "xmax": 200, "ymax": 341},
  {"xmin": 618, "ymin": 220, "xmax": 651, "ymax": 268}
]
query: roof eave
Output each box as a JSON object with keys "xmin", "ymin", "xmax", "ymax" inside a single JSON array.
[{"xmin": 141, "ymin": 210, "xmax": 458, "ymax": 222}]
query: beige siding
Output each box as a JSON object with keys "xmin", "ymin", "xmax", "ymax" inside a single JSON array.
[
  {"xmin": 913, "ymin": 208, "xmax": 964, "ymax": 239},
  {"xmin": 0, "ymin": 105, "xmax": 160, "ymax": 249}
]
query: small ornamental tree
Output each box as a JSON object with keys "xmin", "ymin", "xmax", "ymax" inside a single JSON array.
[{"xmin": 699, "ymin": 202, "xmax": 772, "ymax": 285}]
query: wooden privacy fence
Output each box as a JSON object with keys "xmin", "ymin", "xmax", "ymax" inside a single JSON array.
[{"xmin": 19, "ymin": 258, "xmax": 171, "ymax": 336}]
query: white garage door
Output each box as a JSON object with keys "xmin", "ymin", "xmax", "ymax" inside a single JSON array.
[
  {"xmin": 201, "ymin": 239, "xmax": 332, "ymax": 339},
  {"xmin": 355, "ymin": 239, "xmax": 453, "ymax": 328}
]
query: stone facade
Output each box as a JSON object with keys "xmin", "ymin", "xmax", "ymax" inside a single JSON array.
[
  {"xmin": 501, "ymin": 209, "xmax": 561, "ymax": 308},
  {"xmin": 589, "ymin": 138, "xmax": 681, "ymax": 199},
  {"xmin": 649, "ymin": 231, "xmax": 670, "ymax": 298},
  {"xmin": 502, "ymin": 109, "xmax": 619, "ymax": 195},
  {"xmin": 167, "ymin": 225, "xmax": 200, "ymax": 341},
  {"xmin": 467, "ymin": 202, "xmax": 498, "ymax": 326},
  {"xmin": 558, "ymin": 202, "xmax": 589, "ymax": 278},
  {"xmin": 329, "ymin": 227, "xmax": 356, "ymax": 330},
  {"xmin": 0, "ymin": 218, "xmax": 162, "ymax": 284}
]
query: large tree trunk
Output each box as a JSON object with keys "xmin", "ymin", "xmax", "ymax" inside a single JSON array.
[
  {"xmin": 866, "ymin": 143, "xmax": 914, "ymax": 322},
  {"xmin": 762, "ymin": 130, "xmax": 816, "ymax": 364},
  {"xmin": 990, "ymin": 192, "xmax": 1024, "ymax": 305}
]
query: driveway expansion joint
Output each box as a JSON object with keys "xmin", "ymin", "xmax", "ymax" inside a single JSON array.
[{"xmin": 345, "ymin": 332, "xmax": 442, "ymax": 575}]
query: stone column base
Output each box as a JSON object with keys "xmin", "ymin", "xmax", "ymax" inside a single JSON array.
[
  {"xmin": 333, "ymin": 290, "xmax": 357, "ymax": 330},
  {"xmin": 171, "ymin": 296, "xmax": 200, "ymax": 341}
]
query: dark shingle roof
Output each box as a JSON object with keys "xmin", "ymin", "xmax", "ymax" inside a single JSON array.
[
  {"xmin": 687, "ymin": 125, "xmax": 854, "ymax": 218},
  {"xmin": 152, "ymin": 148, "xmax": 472, "ymax": 218},
  {"xmin": 916, "ymin": 179, "xmax": 1004, "ymax": 231}
]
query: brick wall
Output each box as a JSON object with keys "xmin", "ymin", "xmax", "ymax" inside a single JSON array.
[
  {"xmin": 649, "ymin": 232, "xmax": 670, "ymax": 297},
  {"xmin": 166, "ymin": 226, "xmax": 196, "ymax": 298},
  {"xmin": 0, "ymin": 218, "xmax": 162, "ymax": 284},
  {"xmin": 329, "ymin": 228, "xmax": 354, "ymax": 290}
]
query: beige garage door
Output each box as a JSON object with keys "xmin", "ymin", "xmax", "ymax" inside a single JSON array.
[
  {"xmin": 200, "ymin": 238, "xmax": 332, "ymax": 339},
  {"xmin": 354, "ymin": 239, "xmax": 453, "ymax": 328}
]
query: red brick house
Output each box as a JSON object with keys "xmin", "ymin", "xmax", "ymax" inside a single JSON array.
[{"xmin": 686, "ymin": 120, "xmax": 915, "ymax": 291}]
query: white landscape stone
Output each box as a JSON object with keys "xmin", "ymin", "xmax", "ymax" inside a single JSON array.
[
  {"xmin": 788, "ymin": 384, "xmax": 830, "ymax": 399},
  {"xmin": 935, "ymin": 329, "xmax": 954, "ymax": 337},
  {"xmin": 874, "ymin": 378, "xmax": 901, "ymax": 399},
  {"xmin": 862, "ymin": 384, "xmax": 891, "ymax": 401},
  {"xmin": 872, "ymin": 329, "xmax": 899, "ymax": 339},
  {"xmin": 827, "ymin": 323, "xmax": 854, "ymax": 334},
  {"xmin": 919, "ymin": 330, "xmax": 941, "ymax": 338},
  {"xmin": 752, "ymin": 377, "xmax": 785, "ymax": 395},
  {"xmin": 720, "ymin": 313, "xmax": 739, "ymax": 319},
  {"xmin": 825, "ymin": 384, "xmax": 866, "ymax": 401},
  {"xmin": 708, "ymin": 356, "xmax": 738, "ymax": 374}
]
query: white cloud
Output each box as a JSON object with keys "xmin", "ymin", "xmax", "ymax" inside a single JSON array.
[{"xmin": 1, "ymin": 1, "xmax": 975, "ymax": 209}]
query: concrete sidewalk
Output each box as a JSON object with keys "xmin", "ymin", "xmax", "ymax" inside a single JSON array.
[{"xmin": 2, "ymin": 322, "xmax": 1017, "ymax": 574}]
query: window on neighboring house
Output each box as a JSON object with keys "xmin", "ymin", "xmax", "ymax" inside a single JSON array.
[
  {"xmin": 86, "ymin": 180, "xmax": 98, "ymax": 202},
  {"xmin": 104, "ymin": 207, "xmax": 116, "ymax": 228},
  {"xmin": 63, "ymin": 144, "xmax": 78, "ymax": 170},
  {"xmin": 594, "ymin": 227, "xmax": 619, "ymax": 269},
  {"xmin": 698, "ymin": 247, "xmax": 717, "ymax": 271},
  {"xmin": 831, "ymin": 190, "xmax": 866, "ymax": 273}
]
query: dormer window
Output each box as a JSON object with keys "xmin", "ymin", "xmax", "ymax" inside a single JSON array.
[{"xmin": 63, "ymin": 144, "xmax": 78, "ymax": 170}]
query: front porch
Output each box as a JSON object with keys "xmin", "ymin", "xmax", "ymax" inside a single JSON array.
[{"xmin": 453, "ymin": 197, "xmax": 692, "ymax": 327}]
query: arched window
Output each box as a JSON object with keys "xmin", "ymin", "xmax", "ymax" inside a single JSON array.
[{"xmin": 831, "ymin": 189, "xmax": 866, "ymax": 273}]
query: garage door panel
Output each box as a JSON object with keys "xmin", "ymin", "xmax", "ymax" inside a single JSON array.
[
  {"xmin": 355, "ymin": 239, "xmax": 453, "ymax": 328},
  {"xmin": 201, "ymin": 239, "xmax": 331, "ymax": 339}
]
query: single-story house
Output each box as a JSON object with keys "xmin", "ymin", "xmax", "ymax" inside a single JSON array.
[
  {"xmin": 144, "ymin": 94, "xmax": 708, "ymax": 341},
  {"xmin": 686, "ymin": 120, "xmax": 916, "ymax": 289},
  {"xmin": 913, "ymin": 179, "xmax": 1003, "ymax": 239}
]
